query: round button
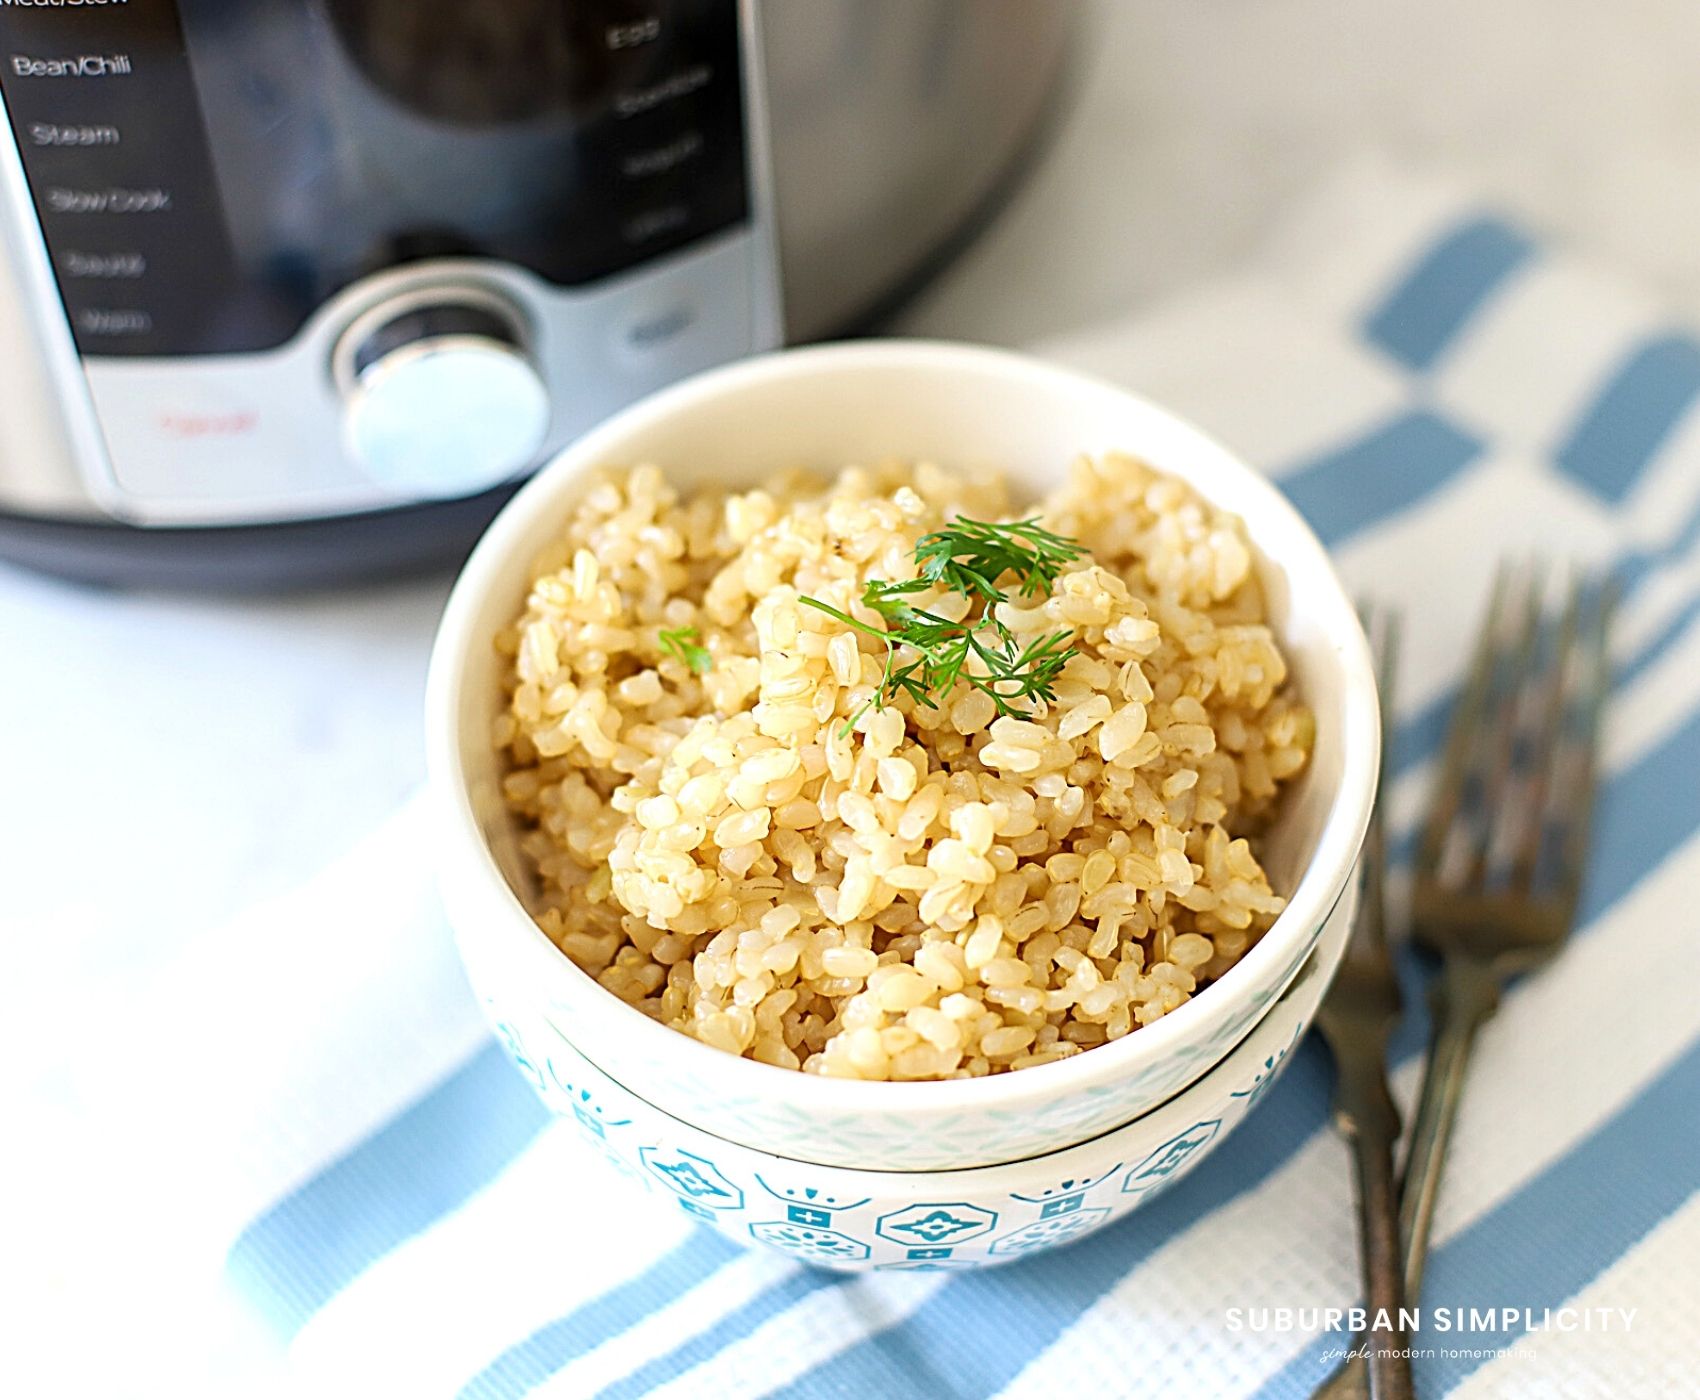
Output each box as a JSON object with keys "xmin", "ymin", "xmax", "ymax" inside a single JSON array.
[{"xmin": 341, "ymin": 299, "xmax": 550, "ymax": 500}]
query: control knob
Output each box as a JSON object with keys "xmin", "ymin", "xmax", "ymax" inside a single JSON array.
[{"xmin": 340, "ymin": 295, "xmax": 550, "ymax": 499}]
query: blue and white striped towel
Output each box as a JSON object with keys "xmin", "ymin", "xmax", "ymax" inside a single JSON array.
[{"xmin": 103, "ymin": 160, "xmax": 1700, "ymax": 1396}]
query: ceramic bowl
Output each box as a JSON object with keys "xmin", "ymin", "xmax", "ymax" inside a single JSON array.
[
  {"xmin": 461, "ymin": 861, "xmax": 1353, "ymax": 1272},
  {"xmin": 427, "ymin": 340, "xmax": 1379, "ymax": 1170}
]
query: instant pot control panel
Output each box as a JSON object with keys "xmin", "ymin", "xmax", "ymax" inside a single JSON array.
[{"xmin": 0, "ymin": 0, "xmax": 778, "ymax": 524}]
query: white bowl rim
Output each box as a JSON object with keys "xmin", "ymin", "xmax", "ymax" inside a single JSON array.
[{"xmin": 426, "ymin": 338, "xmax": 1379, "ymax": 1119}]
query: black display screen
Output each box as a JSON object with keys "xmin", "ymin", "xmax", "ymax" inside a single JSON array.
[{"xmin": 0, "ymin": 0, "xmax": 748, "ymax": 357}]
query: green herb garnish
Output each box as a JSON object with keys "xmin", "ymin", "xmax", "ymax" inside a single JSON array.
[
  {"xmin": 800, "ymin": 516, "xmax": 1085, "ymax": 731},
  {"xmin": 659, "ymin": 625, "xmax": 713, "ymax": 675},
  {"xmin": 911, "ymin": 515, "xmax": 1085, "ymax": 602}
]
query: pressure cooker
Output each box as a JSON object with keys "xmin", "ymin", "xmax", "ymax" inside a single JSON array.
[{"xmin": 0, "ymin": 0, "xmax": 1078, "ymax": 587}]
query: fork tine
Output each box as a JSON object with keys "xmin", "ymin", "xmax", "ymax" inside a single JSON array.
[
  {"xmin": 1508, "ymin": 575, "xmax": 1581, "ymax": 891},
  {"xmin": 1468, "ymin": 563, "xmax": 1547, "ymax": 889},
  {"xmin": 1417, "ymin": 563, "xmax": 1515, "ymax": 883},
  {"xmin": 1551, "ymin": 574, "xmax": 1617, "ymax": 916}
]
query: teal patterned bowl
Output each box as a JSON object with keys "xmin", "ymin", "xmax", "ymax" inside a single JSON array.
[{"xmin": 460, "ymin": 867, "xmax": 1353, "ymax": 1272}]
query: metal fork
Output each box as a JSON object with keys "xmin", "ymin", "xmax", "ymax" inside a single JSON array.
[
  {"xmin": 1314, "ymin": 563, "xmax": 1614, "ymax": 1400},
  {"xmin": 1313, "ymin": 603, "xmax": 1413, "ymax": 1400},
  {"xmin": 1400, "ymin": 563, "xmax": 1613, "ymax": 1289}
]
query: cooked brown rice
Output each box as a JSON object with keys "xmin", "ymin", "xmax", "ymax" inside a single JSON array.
[{"xmin": 495, "ymin": 454, "xmax": 1312, "ymax": 1079}]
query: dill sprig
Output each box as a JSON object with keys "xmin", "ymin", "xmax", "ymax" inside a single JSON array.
[
  {"xmin": 800, "ymin": 515, "xmax": 1085, "ymax": 730},
  {"xmin": 658, "ymin": 625, "xmax": 713, "ymax": 675},
  {"xmin": 912, "ymin": 516, "xmax": 1084, "ymax": 601}
]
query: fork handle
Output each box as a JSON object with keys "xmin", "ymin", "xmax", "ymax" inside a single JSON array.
[
  {"xmin": 1399, "ymin": 953, "xmax": 1501, "ymax": 1295},
  {"xmin": 1310, "ymin": 956, "xmax": 1501, "ymax": 1400},
  {"xmin": 1350, "ymin": 1126, "xmax": 1415, "ymax": 1400}
]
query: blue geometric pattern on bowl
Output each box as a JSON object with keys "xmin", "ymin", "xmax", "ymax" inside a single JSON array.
[
  {"xmin": 1231, "ymin": 1023, "xmax": 1306, "ymax": 1112},
  {"xmin": 1122, "ymin": 1121, "xmax": 1223, "ymax": 1195},
  {"xmin": 748, "ymin": 1176, "xmax": 867, "ymax": 1227},
  {"xmin": 480, "ymin": 993, "xmax": 1318, "ymax": 1272},
  {"xmin": 1009, "ymin": 1165, "xmax": 1122, "ymax": 1218},
  {"xmin": 749, "ymin": 1221, "xmax": 871, "ymax": 1263},
  {"xmin": 876, "ymin": 1203, "xmax": 999, "ymax": 1246},
  {"xmin": 639, "ymin": 1147, "xmax": 745, "ymax": 1214},
  {"xmin": 988, "ymin": 1208, "xmax": 1112, "ymax": 1256}
]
